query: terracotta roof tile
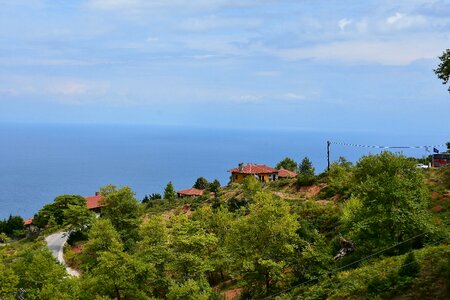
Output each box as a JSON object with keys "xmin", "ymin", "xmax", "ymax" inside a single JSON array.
[
  {"xmin": 228, "ymin": 163, "xmax": 278, "ymax": 174},
  {"xmin": 23, "ymin": 218, "xmax": 33, "ymax": 225},
  {"xmin": 85, "ymin": 195, "xmax": 106, "ymax": 210},
  {"xmin": 278, "ymin": 168, "xmax": 297, "ymax": 178},
  {"xmin": 177, "ymin": 188, "xmax": 204, "ymax": 196}
]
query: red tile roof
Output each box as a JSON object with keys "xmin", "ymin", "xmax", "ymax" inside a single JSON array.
[
  {"xmin": 85, "ymin": 194, "xmax": 106, "ymax": 210},
  {"xmin": 278, "ymin": 168, "xmax": 298, "ymax": 178},
  {"xmin": 23, "ymin": 218, "xmax": 33, "ymax": 225},
  {"xmin": 177, "ymin": 188, "xmax": 204, "ymax": 196},
  {"xmin": 228, "ymin": 163, "xmax": 278, "ymax": 174}
]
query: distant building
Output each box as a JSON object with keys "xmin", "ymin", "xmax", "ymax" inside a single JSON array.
[
  {"xmin": 228, "ymin": 163, "xmax": 278, "ymax": 183},
  {"xmin": 177, "ymin": 188, "xmax": 204, "ymax": 198},
  {"xmin": 23, "ymin": 217, "xmax": 38, "ymax": 234},
  {"xmin": 85, "ymin": 192, "xmax": 107, "ymax": 213},
  {"xmin": 277, "ymin": 167, "xmax": 298, "ymax": 179},
  {"xmin": 432, "ymin": 153, "xmax": 450, "ymax": 167}
]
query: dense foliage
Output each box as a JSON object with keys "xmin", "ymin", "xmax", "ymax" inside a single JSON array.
[
  {"xmin": 275, "ymin": 157, "xmax": 298, "ymax": 172},
  {"xmin": 435, "ymin": 49, "xmax": 450, "ymax": 92}
]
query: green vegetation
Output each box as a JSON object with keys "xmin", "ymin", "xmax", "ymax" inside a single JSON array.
[
  {"xmin": 1, "ymin": 152, "xmax": 450, "ymax": 299},
  {"xmin": 164, "ymin": 181, "xmax": 177, "ymax": 201},
  {"xmin": 276, "ymin": 157, "xmax": 298, "ymax": 172},
  {"xmin": 435, "ymin": 49, "xmax": 450, "ymax": 93}
]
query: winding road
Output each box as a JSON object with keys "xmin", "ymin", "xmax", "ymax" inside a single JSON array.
[{"xmin": 45, "ymin": 232, "xmax": 80, "ymax": 277}]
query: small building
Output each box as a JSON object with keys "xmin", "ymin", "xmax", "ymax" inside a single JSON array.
[
  {"xmin": 23, "ymin": 217, "xmax": 38, "ymax": 234},
  {"xmin": 177, "ymin": 188, "xmax": 204, "ymax": 198},
  {"xmin": 277, "ymin": 167, "xmax": 298, "ymax": 179},
  {"xmin": 228, "ymin": 163, "xmax": 278, "ymax": 183},
  {"xmin": 432, "ymin": 153, "xmax": 450, "ymax": 167},
  {"xmin": 85, "ymin": 192, "xmax": 106, "ymax": 213}
]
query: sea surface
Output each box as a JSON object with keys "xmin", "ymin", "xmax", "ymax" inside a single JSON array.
[{"xmin": 0, "ymin": 123, "xmax": 446, "ymax": 219}]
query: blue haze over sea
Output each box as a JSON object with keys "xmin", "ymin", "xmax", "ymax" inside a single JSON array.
[{"xmin": 0, "ymin": 123, "xmax": 446, "ymax": 219}]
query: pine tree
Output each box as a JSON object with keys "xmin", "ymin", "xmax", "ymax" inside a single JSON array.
[{"xmin": 164, "ymin": 182, "xmax": 177, "ymax": 201}]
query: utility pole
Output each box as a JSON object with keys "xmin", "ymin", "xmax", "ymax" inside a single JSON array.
[{"xmin": 327, "ymin": 141, "xmax": 331, "ymax": 171}]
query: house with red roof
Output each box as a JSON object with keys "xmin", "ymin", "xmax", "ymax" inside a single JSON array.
[
  {"xmin": 177, "ymin": 188, "xmax": 205, "ymax": 198},
  {"xmin": 85, "ymin": 192, "xmax": 107, "ymax": 213},
  {"xmin": 277, "ymin": 167, "xmax": 298, "ymax": 179},
  {"xmin": 228, "ymin": 163, "xmax": 279, "ymax": 183}
]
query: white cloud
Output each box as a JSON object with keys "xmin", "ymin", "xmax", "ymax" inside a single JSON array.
[
  {"xmin": 338, "ymin": 18, "xmax": 352, "ymax": 31},
  {"xmin": 275, "ymin": 38, "xmax": 448, "ymax": 65},
  {"xmin": 387, "ymin": 12, "xmax": 404, "ymax": 24},
  {"xmin": 284, "ymin": 93, "xmax": 305, "ymax": 100},
  {"xmin": 385, "ymin": 12, "xmax": 427, "ymax": 29}
]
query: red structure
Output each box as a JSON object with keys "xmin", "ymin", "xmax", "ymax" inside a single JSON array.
[
  {"xmin": 85, "ymin": 192, "xmax": 107, "ymax": 212},
  {"xmin": 432, "ymin": 154, "xmax": 450, "ymax": 167},
  {"xmin": 177, "ymin": 188, "xmax": 204, "ymax": 198},
  {"xmin": 277, "ymin": 168, "xmax": 298, "ymax": 179}
]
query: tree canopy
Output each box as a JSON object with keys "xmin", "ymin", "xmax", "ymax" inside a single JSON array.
[
  {"xmin": 193, "ymin": 177, "xmax": 209, "ymax": 190},
  {"xmin": 341, "ymin": 152, "xmax": 436, "ymax": 257},
  {"xmin": 276, "ymin": 157, "xmax": 298, "ymax": 172},
  {"xmin": 164, "ymin": 181, "xmax": 177, "ymax": 201},
  {"xmin": 434, "ymin": 49, "xmax": 450, "ymax": 93}
]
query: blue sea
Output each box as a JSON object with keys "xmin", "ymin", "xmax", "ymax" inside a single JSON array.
[{"xmin": 0, "ymin": 123, "xmax": 446, "ymax": 219}]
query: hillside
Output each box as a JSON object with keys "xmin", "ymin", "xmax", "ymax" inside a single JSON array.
[{"xmin": 1, "ymin": 152, "xmax": 449, "ymax": 299}]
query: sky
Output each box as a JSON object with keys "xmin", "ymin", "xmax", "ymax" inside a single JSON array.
[{"xmin": 0, "ymin": 0, "xmax": 449, "ymax": 133}]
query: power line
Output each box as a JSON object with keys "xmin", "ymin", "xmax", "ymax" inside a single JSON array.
[
  {"xmin": 329, "ymin": 141, "xmax": 445, "ymax": 150},
  {"xmin": 263, "ymin": 220, "xmax": 450, "ymax": 299}
]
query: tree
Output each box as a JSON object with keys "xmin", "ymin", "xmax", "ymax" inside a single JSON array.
[
  {"xmin": 193, "ymin": 177, "xmax": 209, "ymax": 190},
  {"xmin": 207, "ymin": 179, "xmax": 221, "ymax": 194},
  {"xmin": 101, "ymin": 186, "xmax": 142, "ymax": 248},
  {"xmin": 89, "ymin": 250, "xmax": 156, "ymax": 299},
  {"xmin": 63, "ymin": 204, "xmax": 95, "ymax": 233},
  {"xmin": 12, "ymin": 248, "xmax": 70, "ymax": 298},
  {"xmin": 276, "ymin": 157, "xmax": 298, "ymax": 172},
  {"xmin": 53, "ymin": 195, "xmax": 86, "ymax": 224},
  {"xmin": 150, "ymin": 193, "xmax": 162, "ymax": 200},
  {"xmin": 167, "ymin": 214, "xmax": 217, "ymax": 282},
  {"xmin": 341, "ymin": 152, "xmax": 436, "ymax": 257},
  {"xmin": 299, "ymin": 157, "xmax": 315, "ymax": 175},
  {"xmin": 33, "ymin": 203, "xmax": 59, "ymax": 229},
  {"xmin": 98, "ymin": 184, "xmax": 117, "ymax": 197},
  {"xmin": 242, "ymin": 175, "xmax": 262, "ymax": 200},
  {"xmin": 136, "ymin": 216, "xmax": 171, "ymax": 295},
  {"xmin": 398, "ymin": 252, "xmax": 420, "ymax": 278},
  {"xmin": 0, "ymin": 260, "xmax": 18, "ymax": 300},
  {"xmin": 226, "ymin": 192, "xmax": 303, "ymax": 294},
  {"xmin": 164, "ymin": 182, "xmax": 177, "ymax": 201},
  {"xmin": 434, "ymin": 49, "xmax": 450, "ymax": 92},
  {"xmin": 0, "ymin": 215, "xmax": 24, "ymax": 238},
  {"xmin": 82, "ymin": 218, "xmax": 124, "ymax": 270}
]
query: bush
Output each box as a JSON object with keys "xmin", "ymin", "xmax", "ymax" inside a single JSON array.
[
  {"xmin": 296, "ymin": 174, "xmax": 316, "ymax": 187},
  {"xmin": 398, "ymin": 252, "xmax": 420, "ymax": 278}
]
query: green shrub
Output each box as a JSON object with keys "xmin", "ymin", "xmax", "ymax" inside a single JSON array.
[
  {"xmin": 296, "ymin": 174, "xmax": 316, "ymax": 187},
  {"xmin": 398, "ymin": 252, "xmax": 420, "ymax": 278}
]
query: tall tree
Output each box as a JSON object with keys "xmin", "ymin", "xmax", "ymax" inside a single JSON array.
[
  {"xmin": 193, "ymin": 177, "xmax": 209, "ymax": 190},
  {"xmin": 227, "ymin": 192, "xmax": 303, "ymax": 295},
  {"xmin": 299, "ymin": 157, "xmax": 315, "ymax": 175},
  {"xmin": 63, "ymin": 204, "xmax": 95, "ymax": 233},
  {"xmin": 101, "ymin": 186, "xmax": 142, "ymax": 248},
  {"xmin": 341, "ymin": 152, "xmax": 436, "ymax": 257},
  {"xmin": 207, "ymin": 179, "xmax": 221, "ymax": 194},
  {"xmin": 53, "ymin": 195, "xmax": 86, "ymax": 224},
  {"xmin": 434, "ymin": 49, "xmax": 450, "ymax": 93},
  {"xmin": 276, "ymin": 157, "xmax": 298, "ymax": 172},
  {"xmin": 164, "ymin": 181, "xmax": 177, "ymax": 201},
  {"xmin": 82, "ymin": 218, "xmax": 124, "ymax": 270}
]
